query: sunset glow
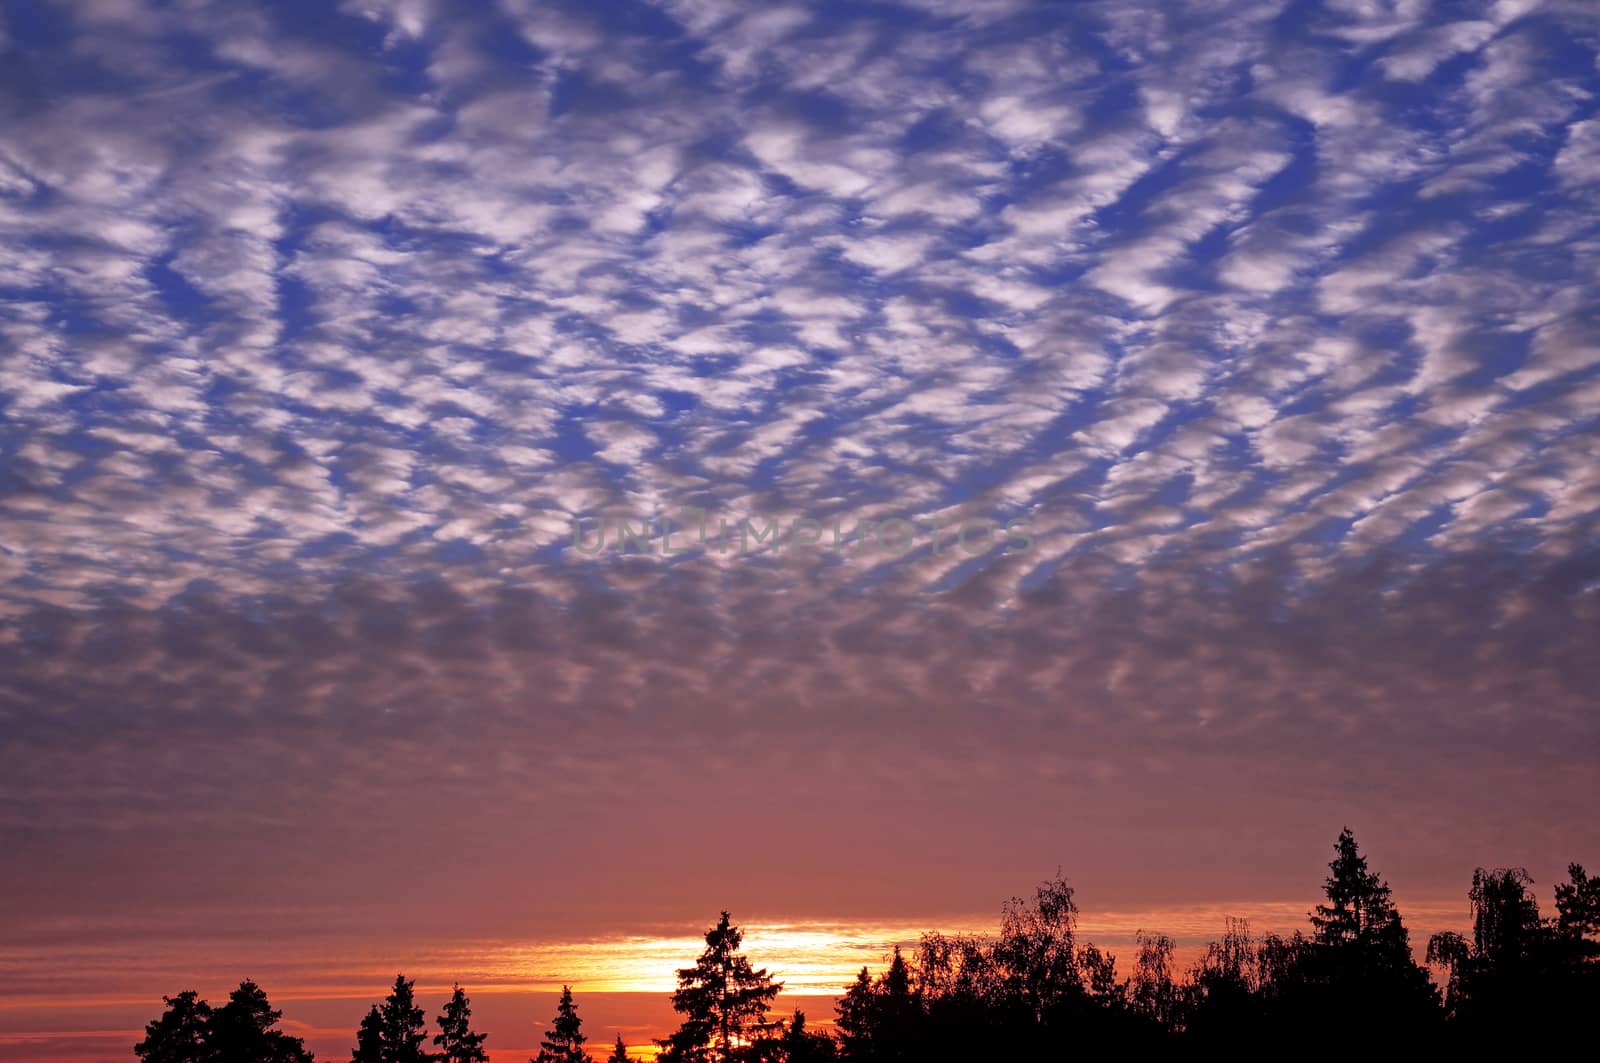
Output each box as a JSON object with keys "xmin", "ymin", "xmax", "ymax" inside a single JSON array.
[
  {"xmin": 1, "ymin": 900, "xmax": 1485, "ymax": 1060},
  {"xmin": 3, "ymin": 0, "xmax": 1597, "ymax": 1059}
]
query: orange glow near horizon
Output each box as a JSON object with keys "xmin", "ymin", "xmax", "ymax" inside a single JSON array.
[{"xmin": 0, "ymin": 899, "xmax": 1473, "ymax": 1062}]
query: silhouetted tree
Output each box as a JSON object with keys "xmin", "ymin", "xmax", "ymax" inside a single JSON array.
[
  {"xmin": 846, "ymin": 876, "xmax": 1156, "ymax": 1060},
  {"xmin": 1311, "ymin": 828, "xmax": 1398, "ymax": 945},
  {"xmin": 1428, "ymin": 866, "xmax": 1562, "ymax": 1040},
  {"xmin": 992, "ymin": 875, "xmax": 1084, "ymax": 1020},
  {"xmin": 1553, "ymin": 863, "xmax": 1600, "ymax": 952},
  {"xmin": 657, "ymin": 912, "xmax": 782, "ymax": 1063},
  {"xmin": 1425, "ymin": 862, "xmax": 1600, "ymax": 1046},
  {"xmin": 1472, "ymin": 867, "xmax": 1542, "ymax": 964},
  {"xmin": 1077, "ymin": 943, "xmax": 1121, "ymax": 1006},
  {"xmin": 833, "ymin": 968, "xmax": 877, "ymax": 1061},
  {"xmin": 352, "ymin": 1007, "xmax": 385, "ymax": 1063},
  {"xmin": 533, "ymin": 986, "xmax": 591, "ymax": 1063},
  {"xmin": 1553, "ymin": 862, "xmax": 1600, "ymax": 1015},
  {"xmin": 135, "ymin": 990, "xmax": 213, "ymax": 1063},
  {"xmin": 135, "ymin": 984, "xmax": 312, "ymax": 1063},
  {"xmin": 912, "ymin": 932, "xmax": 992, "ymax": 1005},
  {"xmin": 1262, "ymin": 830, "xmax": 1438, "ymax": 1042},
  {"xmin": 910, "ymin": 929, "xmax": 996, "ymax": 1054},
  {"xmin": 990, "ymin": 874, "xmax": 1136, "ymax": 1050},
  {"xmin": 1185, "ymin": 918, "xmax": 1261, "ymax": 1039},
  {"xmin": 834, "ymin": 950, "xmax": 920, "ymax": 1062},
  {"xmin": 433, "ymin": 985, "xmax": 487, "ymax": 1063},
  {"xmin": 605, "ymin": 1035, "xmax": 630, "ymax": 1063},
  {"xmin": 209, "ymin": 981, "xmax": 315, "ymax": 1063},
  {"xmin": 352, "ymin": 975, "xmax": 435, "ymax": 1063},
  {"xmin": 1253, "ymin": 929, "xmax": 1311, "ymax": 995},
  {"xmin": 776, "ymin": 1011, "xmax": 836, "ymax": 1063},
  {"xmin": 1129, "ymin": 931, "xmax": 1178, "ymax": 1032}
]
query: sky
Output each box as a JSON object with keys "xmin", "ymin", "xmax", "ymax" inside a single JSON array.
[{"xmin": 1, "ymin": 0, "xmax": 1598, "ymax": 1059}]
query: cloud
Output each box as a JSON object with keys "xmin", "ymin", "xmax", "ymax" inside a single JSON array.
[{"xmin": 0, "ymin": 0, "xmax": 1598, "ymax": 985}]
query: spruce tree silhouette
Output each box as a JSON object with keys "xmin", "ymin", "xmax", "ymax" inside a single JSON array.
[
  {"xmin": 605, "ymin": 1034, "xmax": 630, "ymax": 1063},
  {"xmin": 1310, "ymin": 828, "xmax": 1398, "ymax": 944},
  {"xmin": 657, "ymin": 912, "xmax": 783, "ymax": 1063},
  {"xmin": 776, "ymin": 1011, "xmax": 837, "ymax": 1063},
  {"xmin": 834, "ymin": 949, "xmax": 920, "ymax": 1062},
  {"xmin": 433, "ymin": 985, "xmax": 488, "ymax": 1063},
  {"xmin": 533, "ymin": 986, "xmax": 592, "ymax": 1063},
  {"xmin": 352, "ymin": 1007, "xmax": 385, "ymax": 1063},
  {"xmin": 135, "ymin": 990, "xmax": 213, "ymax": 1063},
  {"xmin": 351, "ymin": 975, "xmax": 435, "ymax": 1063},
  {"xmin": 833, "ymin": 968, "xmax": 877, "ymax": 1062},
  {"xmin": 1262, "ymin": 829, "xmax": 1438, "ymax": 1043}
]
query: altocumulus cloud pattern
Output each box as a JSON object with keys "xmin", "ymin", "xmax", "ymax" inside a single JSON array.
[{"xmin": 0, "ymin": 0, "xmax": 1598, "ymax": 890}]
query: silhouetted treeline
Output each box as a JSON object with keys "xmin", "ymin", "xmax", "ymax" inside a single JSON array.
[
  {"xmin": 135, "ymin": 980, "xmax": 313, "ymax": 1063},
  {"xmin": 136, "ymin": 829, "xmax": 1599, "ymax": 1062}
]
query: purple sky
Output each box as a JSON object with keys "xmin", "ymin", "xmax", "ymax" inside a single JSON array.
[{"xmin": 1, "ymin": 0, "xmax": 1598, "ymax": 1059}]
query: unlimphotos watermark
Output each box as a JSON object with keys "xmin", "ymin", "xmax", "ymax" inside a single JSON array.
[{"xmin": 569, "ymin": 508, "xmax": 1034, "ymax": 558}]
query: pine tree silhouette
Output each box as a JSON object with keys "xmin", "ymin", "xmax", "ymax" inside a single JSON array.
[
  {"xmin": 433, "ymin": 985, "xmax": 488, "ymax": 1063},
  {"xmin": 1554, "ymin": 863, "xmax": 1600, "ymax": 946},
  {"xmin": 533, "ymin": 986, "xmax": 592, "ymax": 1063},
  {"xmin": 134, "ymin": 990, "xmax": 213, "ymax": 1063},
  {"xmin": 209, "ymin": 981, "xmax": 315, "ymax": 1063},
  {"xmin": 134, "ymin": 983, "xmax": 312, "ymax": 1063}
]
